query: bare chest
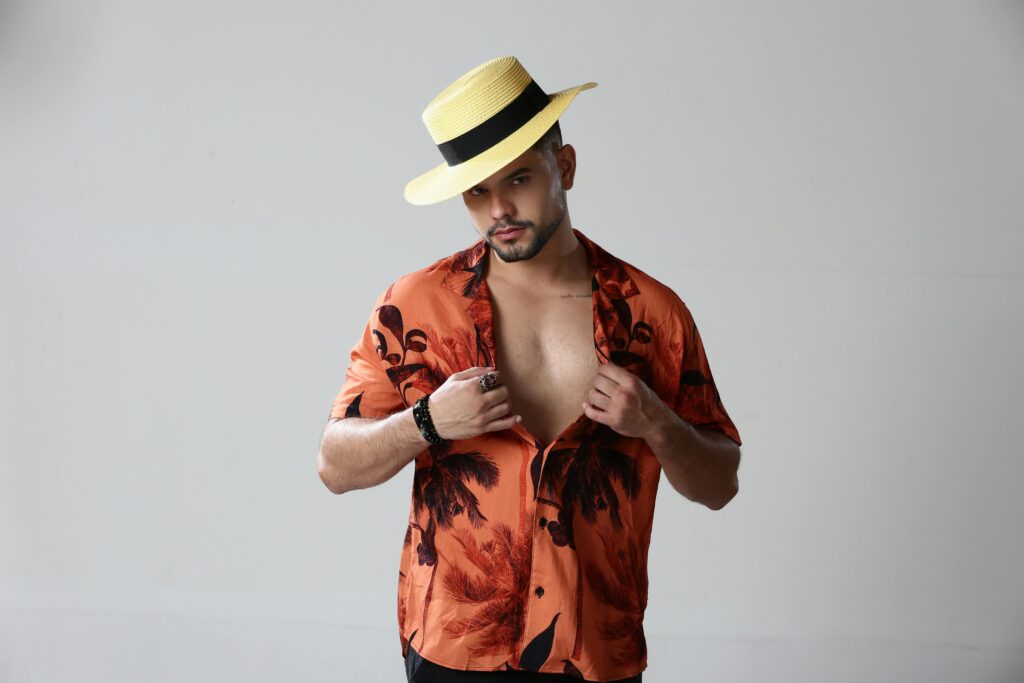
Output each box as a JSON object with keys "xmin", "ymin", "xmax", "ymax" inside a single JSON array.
[{"xmin": 488, "ymin": 279, "xmax": 599, "ymax": 447}]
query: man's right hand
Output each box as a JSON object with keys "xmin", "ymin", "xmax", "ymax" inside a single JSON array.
[{"xmin": 427, "ymin": 366, "xmax": 522, "ymax": 440}]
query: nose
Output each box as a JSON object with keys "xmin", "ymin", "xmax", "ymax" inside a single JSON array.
[{"xmin": 489, "ymin": 192, "xmax": 515, "ymax": 224}]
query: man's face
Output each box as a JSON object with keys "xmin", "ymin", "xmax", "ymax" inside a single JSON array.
[{"xmin": 461, "ymin": 142, "xmax": 572, "ymax": 264}]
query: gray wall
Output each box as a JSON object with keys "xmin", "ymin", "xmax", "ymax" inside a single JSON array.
[{"xmin": 2, "ymin": 1, "xmax": 1022, "ymax": 681}]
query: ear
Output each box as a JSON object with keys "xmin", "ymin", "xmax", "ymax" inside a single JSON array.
[{"xmin": 557, "ymin": 143, "xmax": 577, "ymax": 190}]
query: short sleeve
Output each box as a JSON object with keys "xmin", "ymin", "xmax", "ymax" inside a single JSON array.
[
  {"xmin": 672, "ymin": 303, "xmax": 742, "ymax": 446},
  {"xmin": 329, "ymin": 291, "xmax": 408, "ymax": 420}
]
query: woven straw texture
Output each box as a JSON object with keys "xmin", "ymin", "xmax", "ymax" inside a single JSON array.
[{"xmin": 404, "ymin": 56, "xmax": 597, "ymax": 205}]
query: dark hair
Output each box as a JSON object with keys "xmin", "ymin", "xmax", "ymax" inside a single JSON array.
[{"xmin": 530, "ymin": 120, "xmax": 562, "ymax": 157}]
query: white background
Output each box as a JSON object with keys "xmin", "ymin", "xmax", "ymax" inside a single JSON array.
[{"xmin": 2, "ymin": 1, "xmax": 1023, "ymax": 681}]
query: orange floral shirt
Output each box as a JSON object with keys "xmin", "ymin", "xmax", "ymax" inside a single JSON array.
[{"xmin": 329, "ymin": 227, "xmax": 741, "ymax": 682}]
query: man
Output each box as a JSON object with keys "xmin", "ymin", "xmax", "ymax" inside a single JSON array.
[{"xmin": 317, "ymin": 56, "xmax": 743, "ymax": 683}]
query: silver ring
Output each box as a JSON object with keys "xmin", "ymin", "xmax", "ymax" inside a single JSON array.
[{"xmin": 478, "ymin": 371, "xmax": 500, "ymax": 392}]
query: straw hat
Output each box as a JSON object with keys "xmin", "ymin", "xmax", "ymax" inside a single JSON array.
[{"xmin": 403, "ymin": 56, "xmax": 597, "ymax": 205}]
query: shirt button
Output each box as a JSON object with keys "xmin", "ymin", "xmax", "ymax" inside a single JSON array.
[
  {"xmin": 538, "ymin": 517, "xmax": 547, "ymax": 528},
  {"xmin": 535, "ymin": 586, "xmax": 544, "ymax": 598}
]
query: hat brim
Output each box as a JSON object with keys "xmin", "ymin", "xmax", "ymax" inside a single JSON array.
[{"xmin": 403, "ymin": 81, "xmax": 598, "ymax": 206}]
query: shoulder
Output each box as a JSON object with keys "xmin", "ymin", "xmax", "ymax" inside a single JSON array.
[
  {"xmin": 368, "ymin": 242, "xmax": 477, "ymax": 311},
  {"xmin": 610, "ymin": 251, "xmax": 693, "ymax": 328}
]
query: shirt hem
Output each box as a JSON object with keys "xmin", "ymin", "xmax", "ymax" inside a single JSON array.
[{"xmin": 409, "ymin": 643, "xmax": 646, "ymax": 682}]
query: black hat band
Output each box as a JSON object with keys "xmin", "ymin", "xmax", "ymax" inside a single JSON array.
[{"xmin": 436, "ymin": 79, "xmax": 551, "ymax": 166}]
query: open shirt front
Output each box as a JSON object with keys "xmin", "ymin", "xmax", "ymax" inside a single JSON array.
[{"xmin": 329, "ymin": 227, "xmax": 742, "ymax": 682}]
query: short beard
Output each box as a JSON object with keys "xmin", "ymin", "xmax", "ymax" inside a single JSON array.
[{"xmin": 488, "ymin": 199, "xmax": 566, "ymax": 263}]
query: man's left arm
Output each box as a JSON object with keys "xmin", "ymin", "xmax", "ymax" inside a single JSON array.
[
  {"xmin": 642, "ymin": 402, "xmax": 741, "ymax": 510},
  {"xmin": 583, "ymin": 361, "xmax": 742, "ymax": 510}
]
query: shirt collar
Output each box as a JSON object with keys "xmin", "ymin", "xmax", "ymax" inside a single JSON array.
[
  {"xmin": 439, "ymin": 227, "xmax": 643, "ymax": 446},
  {"xmin": 440, "ymin": 227, "xmax": 639, "ymax": 303},
  {"xmin": 440, "ymin": 227, "xmax": 640, "ymax": 369}
]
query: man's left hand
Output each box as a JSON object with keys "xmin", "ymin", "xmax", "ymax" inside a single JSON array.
[{"xmin": 582, "ymin": 361, "xmax": 667, "ymax": 440}]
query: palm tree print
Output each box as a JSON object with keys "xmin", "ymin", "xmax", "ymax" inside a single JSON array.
[
  {"xmin": 539, "ymin": 428, "xmax": 643, "ymax": 659},
  {"xmin": 413, "ymin": 441, "xmax": 500, "ymax": 533},
  {"xmin": 328, "ymin": 227, "xmax": 742, "ymax": 680},
  {"xmin": 673, "ymin": 315, "xmax": 737, "ymax": 437},
  {"xmin": 440, "ymin": 522, "xmax": 532, "ymax": 660},
  {"xmin": 403, "ymin": 324, "xmax": 485, "ymax": 402},
  {"xmin": 584, "ymin": 528, "xmax": 648, "ymax": 666},
  {"xmin": 398, "ymin": 524, "xmax": 412, "ymax": 656},
  {"xmin": 410, "ymin": 439, "xmax": 501, "ymax": 645},
  {"xmin": 541, "ymin": 429, "xmax": 643, "ymax": 550},
  {"xmin": 604, "ymin": 299, "xmax": 654, "ymax": 386}
]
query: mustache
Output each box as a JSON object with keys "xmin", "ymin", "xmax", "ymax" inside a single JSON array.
[{"xmin": 491, "ymin": 220, "xmax": 532, "ymax": 234}]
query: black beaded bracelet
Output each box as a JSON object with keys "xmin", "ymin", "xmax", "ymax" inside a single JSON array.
[{"xmin": 412, "ymin": 394, "xmax": 445, "ymax": 444}]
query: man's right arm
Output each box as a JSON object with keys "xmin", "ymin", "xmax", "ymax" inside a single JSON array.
[
  {"xmin": 317, "ymin": 366, "xmax": 518, "ymax": 494},
  {"xmin": 316, "ymin": 408, "xmax": 428, "ymax": 495}
]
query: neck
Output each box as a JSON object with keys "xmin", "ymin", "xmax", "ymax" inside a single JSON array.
[{"xmin": 484, "ymin": 221, "xmax": 592, "ymax": 291}]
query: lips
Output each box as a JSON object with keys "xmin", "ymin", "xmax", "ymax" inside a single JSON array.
[
  {"xmin": 494, "ymin": 228, "xmax": 526, "ymax": 241},
  {"xmin": 495, "ymin": 226, "xmax": 526, "ymax": 236}
]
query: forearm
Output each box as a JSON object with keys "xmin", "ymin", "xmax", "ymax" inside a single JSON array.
[
  {"xmin": 317, "ymin": 407, "xmax": 428, "ymax": 494},
  {"xmin": 644, "ymin": 403, "xmax": 740, "ymax": 509}
]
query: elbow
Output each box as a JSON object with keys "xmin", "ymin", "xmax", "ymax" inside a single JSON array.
[
  {"xmin": 317, "ymin": 419, "xmax": 363, "ymax": 495},
  {"xmin": 705, "ymin": 475, "xmax": 739, "ymax": 511},
  {"xmin": 317, "ymin": 449, "xmax": 355, "ymax": 495},
  {"xmin": 706, "ymin": 447, "xmax": 741, "ymax": 511}
]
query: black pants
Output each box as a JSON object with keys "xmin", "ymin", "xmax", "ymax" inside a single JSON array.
[{"xmin": 405, "ymin": 646, "xmax": 642, "ymax": 683}]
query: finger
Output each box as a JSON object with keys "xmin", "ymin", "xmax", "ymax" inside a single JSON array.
[
  {"xmin": 596, "ymin": 361, "xmax": 626, "ymax": 381},
  {"xmin": 483, "ymin": 400, "xmax": 511, "ymax": 420},
  {"xmin": 485, "ymin": 413, "xmax": 521, "ymax": 432},
  {"xmin": 587, "ymin": 388, "xmax": 611, "ymax": 411},
  {"xmin": 465, "ymin": 370, "xmax": 504, "ymax": 394},
  {"xmin": 453, "ymin": 366, "xmax": 497, "ymax": 379},
  {"xmin": 582, "ymin": 402, "xmax": 606, "ymax": 426},
  {"xmin": 591, "ymin": 374, "xmax": 616, "ymax": 397},
  {"xmin": 482, "ymin": 385, "xmax": 510, "ymax": 404}
]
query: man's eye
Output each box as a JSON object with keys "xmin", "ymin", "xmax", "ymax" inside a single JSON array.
[
  {"xmin": 469, "ymin": 188, "xmax": 484, "ymax": 196},
  {"xmin": 512, "ymin": 175, "xmax": 528, "ymax": 184}
]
